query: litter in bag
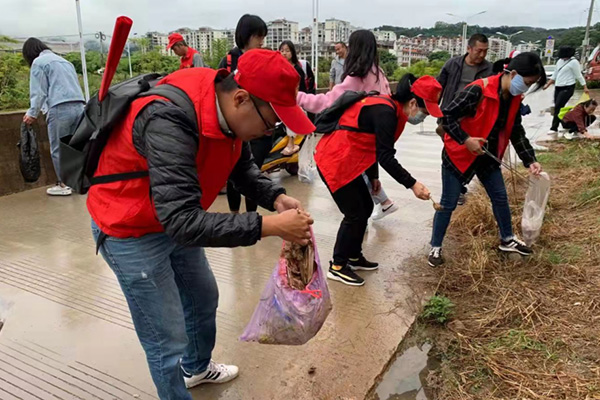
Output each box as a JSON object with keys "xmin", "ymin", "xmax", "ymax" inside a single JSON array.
[
  {"xmin": 521, "ymin": 172, "xmax": 551, "ymax": 246},
  {"xmin": 298, "ymin": 134, "xmax": 319, "ymax": 184},
  {"xmin": 17, "ymin": 122, "xmax": 41, "ymax": 183},
  {"xmin": 240, "ymin": 230, "xmax": 332, "ymax": 345}
]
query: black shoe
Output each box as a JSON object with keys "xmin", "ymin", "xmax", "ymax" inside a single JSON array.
[
  {"xmin": 499, "ymin": 237, "xmax": 533, "ymax": 256},
  {"xmin": 457, "ymin": 193, "xmax": 466, "ymax": 206},
  {"xmin": 348, "ymin": 255, "xmax": 379, "ymax": 271},
  {"xmin": 428, "ymin": 247, "xmax": 445, "ymax": 267},
  {"xmin": 327, "ymin": 262, "xmax": 365, "ymax": 286}
]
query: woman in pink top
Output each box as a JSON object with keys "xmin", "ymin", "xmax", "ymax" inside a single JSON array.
[{"xmin": 298, "ymin": 30, "xmax": 398, "ymax": 220}]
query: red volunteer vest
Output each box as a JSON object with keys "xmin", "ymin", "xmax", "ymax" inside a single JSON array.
[
  {"xmin": 444, "ymin": 74, "xmax": 522, "ymax": 173},
  {"xmin": 87, "ymin": 68, "xmax": 242, "ymax": 238},
  {"xmin": 180, "ymin": 47, "xmax": 200, "ymax": 69},
  {"xmin": 315, "ymin": 96, "xmax": 407, "ymax": 193}
]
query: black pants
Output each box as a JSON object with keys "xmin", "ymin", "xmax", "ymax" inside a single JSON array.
[
  {"xmin": 551, "ymin": 85, "xmax": 576, "ymax": 131},
  {"xmin": 562, "ymin": 115, "xmax": 596, "ymax": 133},
  {"xmin": 320, "ymin": 169, "xmax": 374, "ymax": 266},
  {"xmin": 227, "ymin": 135, "xmax": 272, "ymax": 212}
]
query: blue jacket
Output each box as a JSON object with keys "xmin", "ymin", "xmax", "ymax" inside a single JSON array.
[{"xmin": 26, "ymin": 50, "xmax": 84, "ymax": 118}]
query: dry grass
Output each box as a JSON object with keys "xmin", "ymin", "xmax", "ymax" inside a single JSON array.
[{"xmin": 426, "ymin": 142, "xmax": 600, "ymax": 400}]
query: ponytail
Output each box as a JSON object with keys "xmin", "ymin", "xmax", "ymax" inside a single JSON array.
[{"xmin": 392, "ymin": 73, "xmax": 425, "ymax": 107}]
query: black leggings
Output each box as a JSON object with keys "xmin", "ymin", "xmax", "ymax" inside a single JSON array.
[
  {"xmin": 320, "ymin": 169, "xmax": 374, "ymax": 266},
  {"xmin": 227, "ymin": 135, "xmax": 272, "ymax": 212},
  {"xmin": 551, "ymin": 85, "xmax": 576, "ymax": 131}
]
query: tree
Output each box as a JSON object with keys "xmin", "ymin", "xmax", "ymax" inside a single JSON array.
[
  {"xmin": 204, "ymin": 39, "xmax": 230, "ymax": 69},
  {"xmin": 0, "ymin": 53, "xmax": 30, "ymax": 110},
  {"xmin": 379, "ymin": 49, "xmax": 398, "ymax": 78},
  {"xmin": 318, "ymin": 57, "xmax": 333, "ymax": 73},
  {"xmin": 428, "ymin": 50, "xmax": 451, "ymax": 63}
]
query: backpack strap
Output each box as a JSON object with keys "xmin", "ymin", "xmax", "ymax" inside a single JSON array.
[
  {"xmin": 90, "ymin": 84, "xmax": 198, "ymax": 187},
  {"xmin": 226, "ymin": 54, "xmax": 233, "ymax": 72}
]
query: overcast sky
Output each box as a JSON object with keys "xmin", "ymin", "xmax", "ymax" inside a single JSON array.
[{"xmin": 1, "ymin": 0, "xmax": 597, "ymax": 39}]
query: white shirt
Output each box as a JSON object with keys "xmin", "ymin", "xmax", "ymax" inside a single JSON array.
[{"xmin": 554, "ymin": 57, "xmax": 586, "ymax": 87}]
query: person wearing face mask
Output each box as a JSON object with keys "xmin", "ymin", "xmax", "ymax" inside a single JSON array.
[
  {"xmin": 314, "ymin": 74, "xmax": 442, "ymax": 286},
  {"xmin": 427, "ymin": 52, "xmax": 546, "ymax": 268}
]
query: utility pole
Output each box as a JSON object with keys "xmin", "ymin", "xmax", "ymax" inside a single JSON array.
[
  {"xmin": 75, "ymin": 0, "xmax": 89, "ymax": 101},
  {"xmin": 582, "ymin": 0, "xmax": 595, "ymax": 63},
  {"xmin": 96, "ymin": 31, "xmax": 106, "ymax": 65}
]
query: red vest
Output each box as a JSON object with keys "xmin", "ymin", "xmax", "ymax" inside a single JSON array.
[
  {"xmin": 315, "ymin": 96, "xmax": 407, "ymax": 193},
  {"xmin": 180, "ymin": 47, "xmax": 200, "ymax": 69},
  {"xmin": 444, "ymin": 74, "xmax": 522, "ymax": 173},
  {"xmin": 87, "ymin": 68, "xmax": 243, "ymax": 238}
]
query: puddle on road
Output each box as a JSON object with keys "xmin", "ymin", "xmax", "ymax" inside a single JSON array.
[{"xmin": 374, "ymin": 343, "xmax": 440, "ymax": 400}]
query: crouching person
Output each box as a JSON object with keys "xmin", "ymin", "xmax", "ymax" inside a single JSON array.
[{"xmin": 86, "ymin": 50, "xmax": 315, "ymax": 399}]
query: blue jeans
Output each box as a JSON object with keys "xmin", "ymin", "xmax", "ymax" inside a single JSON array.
[
  {"xmin": 362, "ymin": 173, "xmax": 389, "ymax": 205},
  {"xmin": 430, "ymin": 166, "xmax": 514, "ymax": 247},
  {"xmin": 91, "ymin": 221, "xmax": 218, "ymax": 400},
  {"xmin": 46, "ymin": 101, "xmax": 84, "ymax": 182}
]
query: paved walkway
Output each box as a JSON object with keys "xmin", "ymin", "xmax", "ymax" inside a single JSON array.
[{"xmin": 0, "ymin": 121, "xmax": 445, "ymax": 400}]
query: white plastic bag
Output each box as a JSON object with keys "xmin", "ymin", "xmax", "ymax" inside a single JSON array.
[
  {"xmin": 0, "ymin": 297, "xmax": 13, "ymax": 334},
  {"xmin": 298, "ymin": 133, "xmax": 319, "ymax": 183},
  {"xmin": 521, "ymin": 172, "xmax": 551, "ymax": 246}
]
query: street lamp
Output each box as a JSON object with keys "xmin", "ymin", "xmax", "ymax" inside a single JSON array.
[
  {"xmin": 127, "ymin": 32, "xmax": 137, "ymax": 79},
  {"xmin": 447, "ymin": 11, "xmax": 487, "ymax": 54},
  {"xmin": 496, "ymin": 30, "xmax": 524, "ymax": 57},
  {"xmin": 75, "ymin": 0, "xmax": 90, "ymax": 101},
  {"xmin": 519, "ymin": 40, "xmax": 542, "ymax": 56},
  {"xmin": 400, "ymin": 34, "xmax": 422, "ymax": 67}
]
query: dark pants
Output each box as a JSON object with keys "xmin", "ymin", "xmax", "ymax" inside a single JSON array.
[
  {"xmin": 551, "ymin": 85, "xmax": 576, "ymax": 131},
  {"xmin": 320, "ymin": 170, "xmax": 374, "ymax": 266},
  {"xmin": 430, "ymin": 166, "xmax": 513, "ymax": 248},
  {"xmin": 562, "ymin": 115, "xmax": 596, "ymax": 133},
  {"xmin": 227, "ymin": 136, "xmax": 272, "ymax": 212}
]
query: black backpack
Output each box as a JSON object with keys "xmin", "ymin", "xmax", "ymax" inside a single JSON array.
[
  {"xmin": 314, "ymin": 91, "xmax": 396, "ymax": 134},
  {"xmin": 59, "ymin": 73, "xmax": 198, "ymax": 194},
  {"xmin": 18, "ymin": 122, "xmax": 41, "ymax": 183}
]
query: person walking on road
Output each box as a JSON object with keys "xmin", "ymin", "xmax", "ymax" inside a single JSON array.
[
  {"xmin": 87, "ymin": 50, "xmax": 315, "ymax": 400},
  {"xmin": 22, "ymin": 38, "xmax": 85, "ymax": 196},
  {"xmin": 437, "ymin": 33, "xmax": 493, "ymax": 206},
  {"xmin": 428, "ymin": 52, "xmax": 546, "ymax": 268},
  {"xmin": 316, "ymin": 74, "xmax": 442, "ymax": 286},
  {"xmin": 218, "ymin": 14, "xmax": 271, "ymax": 214},
  {"xmin": 298, "ymin": 29, "xmax": 399, "ymax": 221},
  {"xmin": 329, "ymin": 41, "xmax": 348, "ymax": 90},
  {"xmin": 544, "ymin": 46, "xmax": 590, "ymax": 137},
  {"xmin": 167, "ymin": 33, "xmax": 205, "ymax": 69}
]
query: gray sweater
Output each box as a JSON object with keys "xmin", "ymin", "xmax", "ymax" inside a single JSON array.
[{"xmin": 437, "ymin": 55, "xmax": 493, "ymax": 111}]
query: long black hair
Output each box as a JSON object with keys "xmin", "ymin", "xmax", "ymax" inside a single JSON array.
[
  {"xmin": 279, "ymin": 40, "xmax": 299, "ymax": 65},
  {"xmin": 506, "ymin": 52, "xmax": 547, "ymax": 90},
  {"xmin": 342, "ymin": 30, "xmax": 380, "ymax": 82},
  {"xmin": 22, "ymin": 37, "xmax": 50, "ymax": 66},
  {"xmin": 392, "ymin": 73, "xmax": 426, "ymax": 107},
  {"xmin": 235, "ymin": 14, "xmax": 268, "ymax": 50},
  {"xmin": 558, "ymin": 46, "xmax": 576, "ymax": 59}
]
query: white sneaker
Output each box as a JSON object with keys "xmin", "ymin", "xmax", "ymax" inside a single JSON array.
[
  {"xmin": 182, "ymin": 360, "xmax": 239, "ymax": 388},
  {"xmin": 565, "ymin": 132, "xmax": 582, "ymax": 140},
  {"xmin": 46, "ymin": 184, "xmax": 72, "ymax": 196},
  {"xmin": 372, "ymin": 202, "xmax": 399, "ymax": 221}
]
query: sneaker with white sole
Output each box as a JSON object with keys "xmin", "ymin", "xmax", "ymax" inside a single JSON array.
[
  {"xmin": 46, "ymin": 183, "xmax": 72, "ymax": 196},
  {"xmin": 327, "ymin": 262, "xmax": 365, "ymax": 286},
  {"xmin": 499, "ymin": 237, "xmax": 533, "ymax": 256},
  {"xmin": 427, "ymin": 247, "xmax": 445, "ymax": 267},
  {"xmin": 348, "ymin": 255, "xmax": 379, "ymax": 271},
  {"xmin": 565, "ymin": 132, "xmax": 583, "ymax": 140},
  {"xmin": 372, "ymin": 202, "xmax": 399, "ymax": 221},
  {"xmin": 182, "ymin": 360, "xmax": 239, "ymax": 388}
]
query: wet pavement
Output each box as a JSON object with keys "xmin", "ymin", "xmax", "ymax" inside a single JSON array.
[{"xmin": 0, "ymin": 90, "xmax": 566, "ymax": 400}]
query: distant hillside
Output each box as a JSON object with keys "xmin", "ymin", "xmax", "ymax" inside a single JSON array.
[{"xmin": 375, "ymin": 22, "xmax": 600, "ymax": 49}]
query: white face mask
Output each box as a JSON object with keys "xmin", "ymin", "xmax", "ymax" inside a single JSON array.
[{"xmin": 408, "ymin": 110, "xmax": 427, "ymax": 125}]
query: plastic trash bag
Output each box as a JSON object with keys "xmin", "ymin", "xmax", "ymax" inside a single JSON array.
[
  {"xmin": 17, "ymin": 122, "xmax": 41, "ymax": 183},
  {"xmin": 298, "ymin": 134, "xmax": 319, "ymax": 183},
  {"xmin": 240, "ymin": 230, "xmax": 332, "ymax": 345},
  {"xmin": 521, "ymin": 172, "xmax": 551, "ymax": 246},
  {"xmin": 0, "ymin": 297, "xmax": 13, "ymax": 334}
]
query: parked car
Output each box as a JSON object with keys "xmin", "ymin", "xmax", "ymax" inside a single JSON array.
[
  {"xmin": 544, "ymin": 65, "xmax": 556, "ymax": 80},
  {"xmin": 585, "ymin": 45, "xmax": 600, "ymax": 82}
]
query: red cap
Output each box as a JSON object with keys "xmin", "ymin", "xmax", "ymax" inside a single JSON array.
[
  {"xmin": 411, "ymin": 76, "xmax": 443, "ymax": 118},
  {"xmin": 234, "ymin": 49, "xmax": 315, "ymax": 135},
  {"xmin": 167, "ymin": 33, "xmax": 184, "ymax": 50}
]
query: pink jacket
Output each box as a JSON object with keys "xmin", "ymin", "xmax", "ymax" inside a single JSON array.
[{"xmin": 297, "ymin": 66, "xmax": 391, "ymax": 113}]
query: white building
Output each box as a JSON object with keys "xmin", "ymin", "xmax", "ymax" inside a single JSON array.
[
  {"xmin": 266, "ymin": 19, "xmax": 299, "ymax": 49},
  {"xmin": 324, "ymin": 19, "xmax": 353, "ymax": 44},
  {"xmin": 150, "ymin": 27, "xmax": 235, "ymax": 56},
  {"xmin": 517, "ymin": 42, "xmax": 540, "ymax": 54},
  {"xmin": 488, "ymin": 37, "xmax": 512, "ymax": 61},
  {"xmin": 149, "ymin": 32, "xmax": 170, "ymax": 55},
  {"xmin": 373, "ymin": 29, "xmax": 397, "ymax": 43}
]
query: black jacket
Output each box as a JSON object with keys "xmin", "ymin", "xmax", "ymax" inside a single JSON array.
[
  {"xmin": 131, "ymin": 100, "xmax": 285, "ymax": 248},
  {"xmin": 437, "ymin": 55, "xmax": 493, "ymax": 111}
]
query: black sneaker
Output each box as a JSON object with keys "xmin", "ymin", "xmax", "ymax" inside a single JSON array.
[
  {"xmin": 457, "ymin": 193, "xmax": 466, "ymax": 206},
  {"xmin": 348, "ymin": 255, "xmax": 379, "ymax": 271},
  {"xmin": 428, "ymin": 247, "xmax": 445, "ymax": 267},
  {"xmin": 327, "ymin": 262, "xmax": 365, "ymax": 286},
  {"xmin": 499, "ymin": 237, "xmax": 533, "ymax": 256}
]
